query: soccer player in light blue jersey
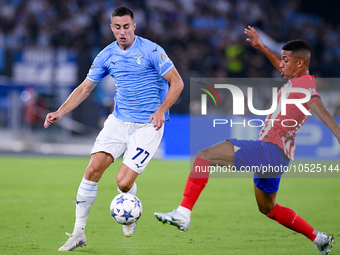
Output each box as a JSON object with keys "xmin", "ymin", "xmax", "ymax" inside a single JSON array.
[{"xmin": 44, "ymin": 7, "xmax": 183, "ymax": 251}]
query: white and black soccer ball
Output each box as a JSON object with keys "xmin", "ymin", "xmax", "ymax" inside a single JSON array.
[{"xmin": 110, "ymin": 193, "xmax": 142, "ymax": 225}]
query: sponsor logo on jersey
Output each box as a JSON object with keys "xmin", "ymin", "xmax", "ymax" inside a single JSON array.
[
  {"xmin": 159, "ymin": 53, "xmax": 170, "ymax": 68},
  {"xmin": 160, "ymin": 53, "xmax": 167, "ymax": 61}
]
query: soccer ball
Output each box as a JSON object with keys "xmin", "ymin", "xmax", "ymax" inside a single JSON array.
[{"xmin": 110, "ymin": 193, "xmax": 142, "ymax": 225}]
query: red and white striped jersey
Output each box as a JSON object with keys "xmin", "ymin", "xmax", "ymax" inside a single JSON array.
[{"xmin": 258, "ymin": 75, "xmax": 321, "ymax": 160}]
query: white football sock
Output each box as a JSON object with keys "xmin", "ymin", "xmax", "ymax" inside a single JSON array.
[
  {"xmin": 117, "ymin": 182, "xmax": 137, "ymax": 195},
  {"xmin": 313, "ymin": 231, "xmax": 321, "ymax": 244},
  {"xmin": 177, "ymin": 206, "xmax": 191, "ymax": 220},
  {"xmin": 73, "ymin": 177, "xmax": 98, "ymax": 235}
]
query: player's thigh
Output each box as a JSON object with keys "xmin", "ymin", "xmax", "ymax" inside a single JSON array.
[
  {"xmin": 198, "ymin": 140, "xmax": 235, "ymax": 166},
  {"xmin": 85, "ymin": 152, "xmax": 114, "ymax": 182},
  {"xmin": 123, "ymin": 124, "xmax": 164, "ymax": 174}
]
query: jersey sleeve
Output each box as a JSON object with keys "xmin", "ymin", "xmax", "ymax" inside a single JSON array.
[
  {"xmin": 86, "ymin": 50, "xmax": 109, "ymax": 82},
  {"xmin": 306, "ymin": 88, "xmax": 321, "ymax": 106},
  {"xmin": 293, "ymin": 76, "xmax": 321, "ymax": 107},
  {"xmin": 150, "ymin": 44, "xmax": 174, "ymax": 77}
]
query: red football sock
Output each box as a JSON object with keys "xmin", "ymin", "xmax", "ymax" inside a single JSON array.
[
  {"xmin": 266, "ymin": 204, "xmax": 318, "ymax": 241},
  {"xmin": 180, "ymin": 157, "xmax": 211, "ymax": 211}
]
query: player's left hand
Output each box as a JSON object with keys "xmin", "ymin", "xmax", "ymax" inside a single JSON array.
[
  {"xmin": 148, "ymin": 111, "xmax": 165, "ymax": 131},
  {"xmin": 244, "ymin": 26, "xmax": 265, "ymax": 50}
]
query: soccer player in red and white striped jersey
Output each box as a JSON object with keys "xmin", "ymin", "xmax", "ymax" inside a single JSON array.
[
  {"xmin": 155, "ymin": 26, "xmax": 340, "ymax": 254},
  {"xmin": 258, "ymin": 75, "xmax": 320, "ymax": 160}
]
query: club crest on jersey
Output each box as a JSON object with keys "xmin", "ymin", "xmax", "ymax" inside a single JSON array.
[{"xmin": 133, "ymin": 55, "xmax": 144, "ymax": 64}]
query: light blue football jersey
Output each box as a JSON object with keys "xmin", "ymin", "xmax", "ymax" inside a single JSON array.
[{"xmin": 87, "ymin": 36, "xmax": 174, "ymax": 123}]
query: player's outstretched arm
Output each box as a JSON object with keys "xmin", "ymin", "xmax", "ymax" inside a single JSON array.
[
  {"xmin": 309, "ymin": 99, "xmax": 340, "ymax": 144},
  {"xmin": 44, "ymin": 79, "xmax": 97, "ymax": 129},
  {"xmin": 244, "ymin": 26, "xmax": 281, "ymax": 72},
  {"xmin": 148, "ymin": 67, "xmax": 184, "ymax": 131}
]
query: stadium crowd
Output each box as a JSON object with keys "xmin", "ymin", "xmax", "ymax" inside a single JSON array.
[{"xmin": 0, "ymin": 0, "xmax": 339, "ymax": 117}]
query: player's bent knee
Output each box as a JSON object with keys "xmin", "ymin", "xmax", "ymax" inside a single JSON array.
[
  {"xmin": 85, "ymin": 166, "xmax": 103, "ymax": 182},
  {"xmin": 196, "ymin": 141, "xmax": 235, "ymax": 166},
  {"xmin": 196, "ymin": 148, "xmax": 212, "ymax": 162},
  {"xmin": 117, "ymin": 179, "xmax": 133, "ymax": 193},
  {"xmin": 117, "ymin": 184, "xmax": 130, "ymax": 193}
]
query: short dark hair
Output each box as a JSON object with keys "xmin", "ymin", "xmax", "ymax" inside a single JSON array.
[
  {"xmin": 111, "ymin": 7, "xmax": 134, "ymax": 19},
  {"xmin": 282, "ymin": 40, "xmax": 311, "ymax": 53}
]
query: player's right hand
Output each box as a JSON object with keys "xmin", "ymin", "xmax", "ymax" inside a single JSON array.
[
  {"xmin": 44, "ymin": 112, "xmax": 62, "ymax": 129},
  {"xmin": 244, "ymin": 26, "xmax": 265, "ymax": 50},
  {"xmin": 148, "ymin": 110, "xmax": 165, "ymax": 131}
]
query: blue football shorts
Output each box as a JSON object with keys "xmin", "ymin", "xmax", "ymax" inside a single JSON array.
[{"xmin": 228, "ymin": 139, "xmax": 290, "ymax": 193}]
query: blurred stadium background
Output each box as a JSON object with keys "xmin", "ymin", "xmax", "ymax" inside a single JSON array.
[{"xmin": 0, "ymin": 0, "xmax": 339, "ymax": 159}]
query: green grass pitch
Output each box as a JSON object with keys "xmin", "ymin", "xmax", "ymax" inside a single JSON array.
[{"xmin": 1, "ymin": 156, "xmax": 339, "ymax": 254}]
